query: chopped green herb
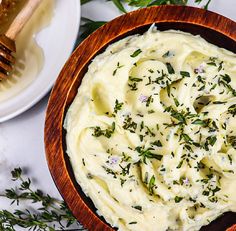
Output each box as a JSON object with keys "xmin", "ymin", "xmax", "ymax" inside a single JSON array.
[
  {"xmin": 87, "ymin": 173, "xmax": 93, "ymax": 179},
  {"xmin": 181, "ymin": 133, "xmax": 193, "ymax": 144},
  {"xmin": 113, "ymin": 62, "xmax": 124, "ymax": 76},
  {"xmin": 207, "ymin": 62, "xmax": 217, "ymax": 66},
  {"xmin": 221, "ymin": 74, "xmax": 231, "ymax": 83},
  {"xmin": 82, "ymin": 158, "xmax": 86, "ymax": 166},
  {"xmin": 132, "ymin": 205, "xmax": 142, "ymax": 211},
  {"xmin": 218, "ymin": 74, "xmax": 236, "ymax": 96},
  {"xmin": 180, "ymin": 71, "xmax": 190, "ymax": 77},
  {"xmin": 135, "ymin": 146, "xmax": 163, "ymax": 164},
  {"xmin": 228, "ymin": 104, "xmax": 236, "ymax": 117},
  {"xmin": 148, "ymin": 175, "xmax": 156, "ymax": 194},
  {"xmin": 227, "ymin": 136, "xmax": 236, "ymax": 149},
  {"xmin": 92, "ymin": 122, "xmax": 115, "ymax": 138},
  {"xmin": 213, "ymin": 101, "xmax": 226, "ymax": 104},
  {"xmin": 174, "ymin": 196, "xmax": 183, "ymax": 203},
  {"xmin": 166, "ymin": 63, "xmax": 175, "ymax": 74},
  {"xmin": 123, "ymin": 115, "xmax": 137, "ymax": 133},
  {"xmin": 223, "ymin": 170, "xmax": 234, "ymax": 174},
  {"xmin": 129, "ymin": 221, "xmax": 137, "ymax": 225},
  {"xmin": 209, "ymin": 136, "xmax": 217, "ymax": 146},
  {"xmin": 148, "ymin": 110, "xmax": 155, "ymax": 114},
  {"xmin": 228, "ymin": 155, "xmax": 233, "ymax": 165},
  {"xmin": 151, "ymin": 140, "xmax": 162, "ymax": 147},
  {"xmin": 212, "ymin": 186, "xmax": 221, "ymax": 195},
  {"xmin": 130, "ymin": 49, "xmax": 142, "ymax": 58},
  {"xmin": 162, "ymin": 51, "xmax": 170, "ymax": 58},
  {"xmin": 174, "ymin": 98, "xmax": 180, "ymax": 107},
  {"xmin": 129, "ymin": 76, "xmax": 143, "ymax": 82},
  {"xmin": 102, "ymin": 166, "xmax": 117, "ymax": 178},
  {"xmin": 128, "ymin": 82, "xmax": 138, "ymax": 91},
  {"xmin": 207, "ymin": 57, "xmax": 217, "ymax": 66},
  {"xmin": 218, "ymin": 61, "xmax": 224, "ymax": 71},
  {"xmin": 192, "ymin": 119, "xmax": 206, "ymax": 126},
  {"xmin": 177, "ymin": 160, "xmax": 184, "ymax": 169},
  {"xmin": 119, "ymin": 163, "xmax": 131, "ymax": 176},
  {"xmin": 114, "ymin": 99, "xmax": 124, "ymax": 113}
]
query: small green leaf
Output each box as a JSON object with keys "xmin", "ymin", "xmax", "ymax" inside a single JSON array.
[
  {"xmin": 192, "ymin": 119, "xmax": 205, "ymax": 125},
  {"xmin": 129, "ymin": 76, "xmax": 143, "ymax": 82},
  {"xmin": 132, "ymin": 205, "xmax": 142, "ymax": 211},
  {"xmin": 166, "ymin": 63, "xmax": 175, "ymax": 74},
  {"xmin": 148, "ymin": 175, "xmax": 156, "ymax": 194},
  {"xmin": 180, "ymin": 71, "xmax": 190, "ymax": 77},
  {"xmin": 130, "ymin": 49, "xmax": 142, "ymax": 58},
  {"xmin": 174, "ymin": 196, "xmax": 183, "ymax": 203}
]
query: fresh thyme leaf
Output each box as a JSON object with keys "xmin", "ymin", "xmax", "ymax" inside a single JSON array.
[
  {"xmin": 204, "ymin": 136, "xmax": 217, "ymax": 150},
  {"xmin": 181, "ymin": 133, "xmax": 193, "ymax": 144},
  {"xmin": 92, "ymin": 122, "xmax": 116, "ymax": 138},
  {"xmin": 123, "ymin": 115, "xmax": 137, "ymax": 133},
  {"xmin": 130, "ymin": 49, "xmax": 142, "ymax": 58},
  {"xmin": 221, "ymin": 74, "xmax": 231, "ymax": 83},
  {"xmin": 162, "ymin": 51, "xmax": 170, "ymax": 58},
  {"xmin": 174, "ymin": 196, "xmax": 183, "ymax": 203},
  {"xmin": 228, "ymin": 104, "xmax": 236, "ymax": 117},
  {"xmin": 180, "ymin": 71, "xmax": 190, "ymax": 77},
  {"xmin": 146, "ymin": 95, "xmax": 153, "ymax": 107},
  {"xmin": 192, "ymin": 119, "xmax": 205, "ymax": 126},
  {"xmin": 103, "ymin": 166, "xmax": 117, "ymax": 178},
  {"xmin": 174, "ymin": 98, "xmax": 180, "ymax": 107},
  {"xmin": 132, "ymin": 205, "xmax": 142, "ymax": 211},
  {"xmin": 120, "ymin": 163, "xmax": 131, "ymax": 176},
  {"xmin": 227, "ymin": 136, "xmax": 236, "ymax": 149},
  {"xmin": 148, "ymin": 175, "xmax": 156, "ymax": 195},
  {"xmin": 135, "ymin": 146, "xmax": 163, "ymax": 164},
  {"xmin": 151, "ymin": 140, "xmax": 162, "ymax": 147},
  {"xmin": 218, "ymin": 74, "xmax": 236, "ymax": 96},
  {"xmin": 114, "ymin": 99, "xmax": 124, "ymax": 113},
  {"xmin": 129, "ymin": 221, "xmax": 137, "ymax": 224},
  {"xmin": 113, "ymin": 62, "xmax": 124, "ymax": 76},
  {"xmin": 208, "ymin": 136, "xmax": 217, "ymax": 146},
  {"xmin": 176, "ymin": 160, "xmax": 184, "ymax": 169},
  {"xmin": 166, "ymin": 63, "xmax": 175, "ymax": 74},
  {"xmin": 129, "ymin": 76, "xmax": 143, "ymax": 82},
  {"xmin": 213, "ymin": 101, "xmax": 225, "ymax": 104}
]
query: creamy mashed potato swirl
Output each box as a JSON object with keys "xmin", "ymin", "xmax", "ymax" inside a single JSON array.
[{"xmin": 65, "ymin": 28, "xmax": 236, "ymax": 231}]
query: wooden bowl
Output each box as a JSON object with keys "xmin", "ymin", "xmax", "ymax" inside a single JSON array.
[{"xmin": 45, "ymin": 5, "xmax": 236, "ymax": 231}]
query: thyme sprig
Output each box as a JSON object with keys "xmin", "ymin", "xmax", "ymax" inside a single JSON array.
[{"xmin": 0, "ymin": 168, "xmax": 83, "ymax": 231}]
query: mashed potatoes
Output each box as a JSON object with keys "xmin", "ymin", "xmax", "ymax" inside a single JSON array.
[{"xmin": 65, "ymin": 28, "xmax": 236, "ymax": 231}]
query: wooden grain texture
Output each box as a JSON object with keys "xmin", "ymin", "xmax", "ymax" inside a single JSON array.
[{"xmin": 44, "ymin": 6, "xmax": 236, "ymax": 231}]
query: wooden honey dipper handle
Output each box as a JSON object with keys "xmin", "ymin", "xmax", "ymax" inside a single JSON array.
[{"xmin": 6, "ymin": 0, "xmax": 42, "ymax": 40}]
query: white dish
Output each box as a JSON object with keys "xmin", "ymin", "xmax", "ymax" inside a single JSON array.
[{"xmin": 0, "ymin": 0, "xmax": 81, "ymax": 123}]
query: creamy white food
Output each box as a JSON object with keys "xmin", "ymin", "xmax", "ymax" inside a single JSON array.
[{"xmin": 65, "ymin": 28, "xmax": 236, "ymax": 231}]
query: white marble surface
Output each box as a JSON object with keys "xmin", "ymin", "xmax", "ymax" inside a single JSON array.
[{"xmin": 0, "ymin": 0, "xmax": 235, "ymax": 220}]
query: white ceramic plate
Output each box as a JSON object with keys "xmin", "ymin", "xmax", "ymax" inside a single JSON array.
[{"xmin": 0, "ymin": 0, "xmax": 81, "ymax": 123}]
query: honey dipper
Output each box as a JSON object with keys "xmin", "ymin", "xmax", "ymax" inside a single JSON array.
[{"xmin": 0, "ymin": 0, "xmax": 42, "ymax": 80}]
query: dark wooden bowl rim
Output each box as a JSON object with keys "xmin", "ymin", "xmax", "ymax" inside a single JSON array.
[{"xmin": 45, "ymin": 5, "xmax": 236, "ymax": 231}]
